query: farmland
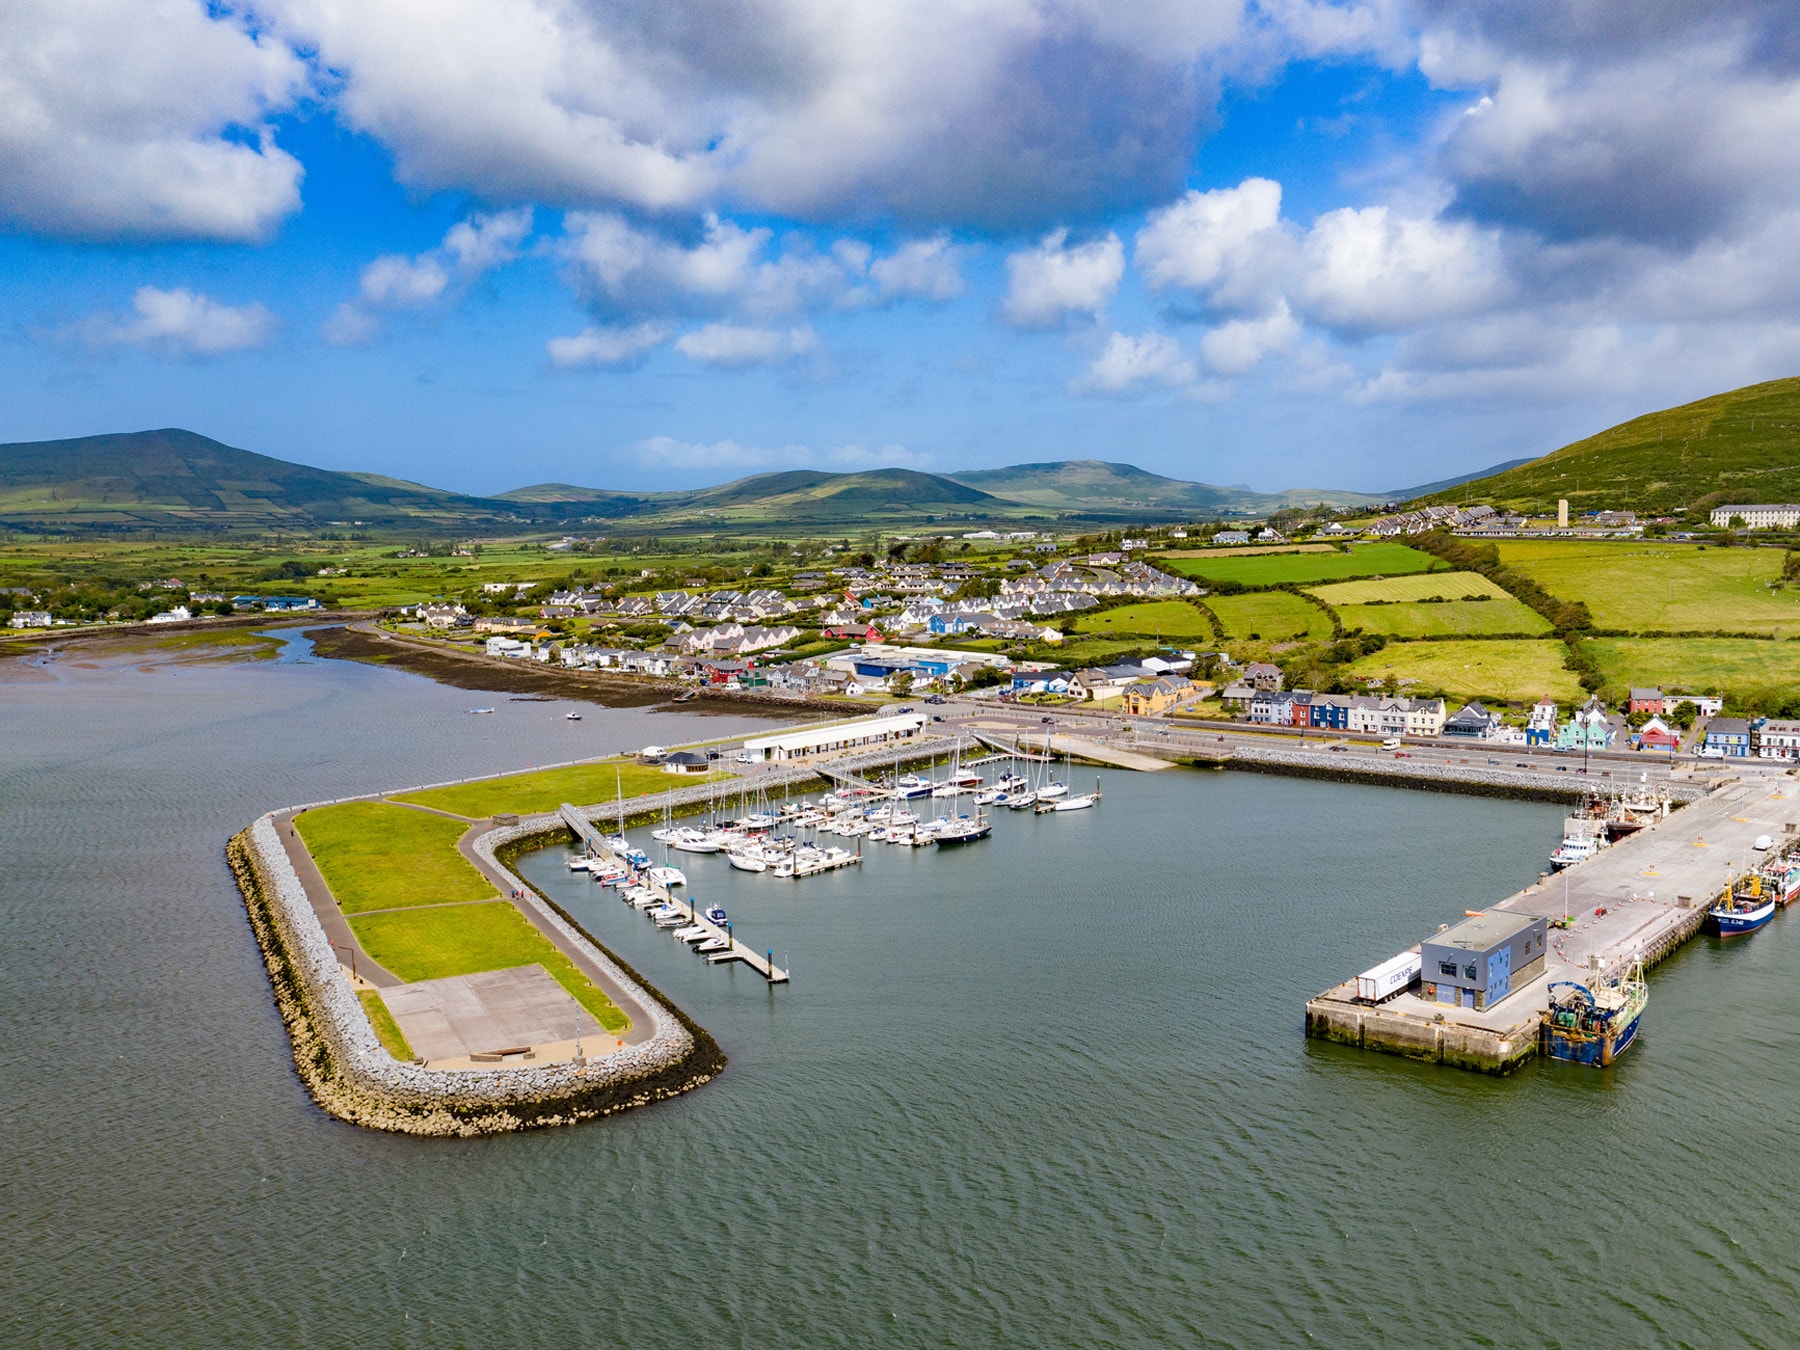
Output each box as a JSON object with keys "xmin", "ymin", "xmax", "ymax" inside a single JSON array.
[
  {"xmin": 1203, "ymin": 591, "xmax": 1333, "ymax": 643},
  {"xmin": 1584, "ymin": 637, "xmax": 1800, "ymax": 701},
  {"xmin": 1342, "ymin": 638, "xmax": 1585, "ymax": 703},
  {"xmin": 1493, "ymin": 540, "xmax": 1800, "ymax": 635},
  {"xmin": 1307, "ymin": 571, "xmax": 1510, "ymax": 605},
  {"xmin": 1333, "ymin": 598, "xmax": 1552, "ymax": 638},
  {"xmin": 1071, "ymin": 599, "xmax": 1215, "ymax": 640},
  {"xmin": 1163, "ymin": 542, "xmax": 1443, "ymax": 587}
]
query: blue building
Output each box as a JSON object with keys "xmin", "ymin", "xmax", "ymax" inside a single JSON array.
[
  {"xmin": 1308, "ymin": 694, "xmax": 1351, "ymax": 729},
  {"xmin": 1702, "ymin": 716, "xmax": 1755, "ymax": 757}
]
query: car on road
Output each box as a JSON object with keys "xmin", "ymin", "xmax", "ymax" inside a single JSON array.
[
  {"xmin": 1328, "ymin": 744, "xmax": 1349, "ymax": 752},
  {"xmin": 931, "ymin": 714, "xmax": 946, "ymax": 722},
  {"xmin": 924, "ymin": 695, "xmax": 946, "ymax": 705},
  {"xmin": 1393, "ymin": 751, "xmax": 1413, "ymax": 758},
  {"xmin": 1041, "ymin": 716, "xmax": 1055, "ymax": 724},
  {"xmin": 734, "ymin": 751, "xmax": 757, "ymax": 764},
  {"xmin": 897, "ymin": 706, "xmax": 916, "ymax": 714},
  {"xmin": 1381, "ymin": 738, "xmax": 1402, "ymax": 750}
]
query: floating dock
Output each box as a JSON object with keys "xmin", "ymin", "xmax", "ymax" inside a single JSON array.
[
  {"xmin": 1307, "ymin": 776, "xmax": 1800, "ymax": 1071},
  {"xmin": 558, "ymin": 804, "xmax": 790, "ymax": 983}
]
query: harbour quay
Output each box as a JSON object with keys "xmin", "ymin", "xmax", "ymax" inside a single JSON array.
[{"xmin": 1307, "ymin": 773, "xmax": 1800, "ymax": 1072}]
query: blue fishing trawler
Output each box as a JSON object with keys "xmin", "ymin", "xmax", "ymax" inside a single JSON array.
[
  {"xmin": 1542, "ymin": 962, "xmax": 1647, "ymax": 1067},
  {"xmin": 1709, "ymin": 873, "xmax": 1776, "ymax": 937}
]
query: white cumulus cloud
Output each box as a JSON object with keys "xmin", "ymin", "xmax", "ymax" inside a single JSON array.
[
  {"xmin": 1073, "ymin": 330, "xmax": 1197, "ymax": 394},
  {"xmin": 73, "ymin": 286, "xmax": 278, "ymax": 357},
  {"xmin": 1200, "ymin": 301, "xmax": 1300, "ymax": 374},
  {"xmin": 1296, "ymin": 204, "xmax": 1507, "ymax": 333},
  {"xmin": 1003, "ymin": 229, "xmax": 1124, "ymax": 328},
  {"xmin": 546, "ymin": 321, "xmax": 674, "ymax": 369},
  {"xmin": 673, "ymin": 323, "xmax": 820, "ymax": 367},
  {"xmin": 1135, "ymin": 178, "xmax": 1287, "ymax": 299},
  {"xmin": 0, "ymin": 0, "xmax": 307, "ymax": 242},
  {"xmin": 328, "ymin": 208, "xmax": 533, "ymax": 344}
]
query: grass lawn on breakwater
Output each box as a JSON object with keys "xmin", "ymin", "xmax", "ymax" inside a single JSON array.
[
  {"xmin": 348, "ymin": 901, "xmax": 630, "ymax": 1033},
  {"xmin": 293, "ymin": 802, "xmax": 495, "ymax": 913},
  {"xmin": 1342, "ymin": 638, "xmax": 1585, "ymax": 703},
  {"xmin": 359, "ymin": 990, "xmax": 415, "ymax": 1059},
  {"xmin": 390, "ymin": 756, "xmax": 729, "ymax": 818}
]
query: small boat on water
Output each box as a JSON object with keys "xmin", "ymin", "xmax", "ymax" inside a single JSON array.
[
  {"xmin": 469, "ymin": 707, "xmax": 495, "ymax": 715},
  {"xmin": 704, "ymin": 904, "xmax": 728, "ymax": 925},
  {"xmin": 892, "ymin": 774, "xmax": 935, "ymax": 799},
  {"xmin": 669, "ymin": 828, "xmax": 727, "ymax": 854},
  {"xmin": 1005, "ymin": 791, "xmax": 1037, "ymax": 810},
  {"xmin": 1763, "ymin": 856, "xmax": 1800, "ymax": 905},
  {"xmin": 1710, "ymin": 874, "xmax": 1777, "ymax": 937},
  {"xmin": 648, "ymin": 865, "xmax": 687, "ymax": 888},
  {"xmin": 1542, "ymin": 961, "xmax": 1647, "ymax": 1066},
  {"xmin": 696, "ymin": 937, "xmax": 732, "ymax": 953},
  {"xmin": 727, "ymin": 848, "xmax": 769, "ymax": 873},
  {"xmin": 566, "ymin": 711, "xmax": 583, "ymax": 720},
  {"xmin": 934, "ymin": 814, "xmax": 991, "ymax": 845}
]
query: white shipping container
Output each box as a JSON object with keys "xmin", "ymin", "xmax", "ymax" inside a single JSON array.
[{"xmin": 1357, "ymin": 950, "xmax": 1422, "ymax": 1002}]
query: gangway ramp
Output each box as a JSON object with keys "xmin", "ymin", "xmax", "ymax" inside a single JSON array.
[{"xmin": 559, "ymin": 803, "xmax": 789, "ymax": 983}]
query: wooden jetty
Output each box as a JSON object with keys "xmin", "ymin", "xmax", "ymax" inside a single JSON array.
[{"xmin": 558, "ymin": 804, "xmax": 790, "ymax": 983}]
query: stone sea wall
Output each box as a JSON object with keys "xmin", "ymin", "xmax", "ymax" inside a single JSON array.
[
  {"xmin": 229, "ymin": 813, "xmax": 725, "ymax": 1136},
  {"xmin": 1224, "ymin": 744, "xmax": 1712, "ymax": 805}
]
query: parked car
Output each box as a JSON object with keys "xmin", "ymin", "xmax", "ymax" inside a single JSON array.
[
  {"xmin": 924, "ymin": 695, "xmax": 946, "ymax": 705},
  {"xmin": 734, "ymin": 751, "xmax": 757, "ymax": 764},
  {"xmin": 1041, "ymin": 716, "xmax": 1055, "ymax": 724}
]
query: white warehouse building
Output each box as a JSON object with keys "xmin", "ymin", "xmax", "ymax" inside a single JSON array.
[{"xmin": 743, "ymin": 713, "xmax": 926, "ymax": 762}]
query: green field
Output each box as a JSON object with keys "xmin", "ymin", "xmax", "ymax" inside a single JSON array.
[
  {"xmin": 1165, "ymin": 542, "xmax": 1443, "ymax": 586},
  {"xmin": 1203, "ymin": 591, "xmax": 1332, "ymax": 642},
  {"xmin": 293, "ymin": 802, "xmax": 496, "ymax": 913},
  {"xmin": 1494, "ymin": 541, "xmax": 1800, "ymax": 634},
  {"xmin": 1343, "ymin": 639, "xmax": 1584, "ymax": 703},
  {"xmin": 1335, "ymin": 598, "xmax": 1552, "ymax": 638},
  {"xmin": 391, "ymin": 757, "xmax": 726, "ymax": 818},
  {"xmin": 1044, "ymin": 637, "xmax": 1172, "ymax": 669},
  {"xmin": 1308, "ymin": 571, "xmax": 1510, "ymax": 604},
  {"xmin": 1584, "ymin": 637, "xmax": 1800, "ymax": 698},
  {"xmin": 360, "ymin": 990, "xmax": 416, "ymax": 1060},
  {"xmin": 348, "ymin": 901, "xmax": 630, "ymax": 1033},
  {"xmin": 1071, "ymin": 599, "xmax": 1215, "ymax": 639}
]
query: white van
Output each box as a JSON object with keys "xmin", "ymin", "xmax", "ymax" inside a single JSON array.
[{"xmin": 1381, "ymin": 738, "xmax": 1402, "ymax": 750}]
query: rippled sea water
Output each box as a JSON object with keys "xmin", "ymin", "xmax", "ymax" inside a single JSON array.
[{"xmin": 6, "ymin": 634, "xmax": 1799, "ymax": 1347}]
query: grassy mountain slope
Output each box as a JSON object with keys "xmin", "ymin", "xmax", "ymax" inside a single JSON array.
[
  {"xmin": 0, "ymin": 429, "xmax": 517, "ymax": 530},
  {"xmin": 950, "ymin": 459, "xmax": 1381, "ymax": 513},
  {"xmin": 1413, "ymin": 378, "xmax": 1800, "ymax": 514}
]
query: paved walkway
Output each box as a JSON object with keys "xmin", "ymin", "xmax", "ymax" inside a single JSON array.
[{"xmin": 271, "ymin": 811, "xmax": 401, "ymax": 988}]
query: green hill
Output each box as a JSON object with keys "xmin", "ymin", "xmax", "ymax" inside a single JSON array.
[
  {"xmin": 1414, "ymin": 377, "xmax": 1800, "ymax": 515},
  {"xmin": 0, "ymin": 428, "xmax": 521, "ymax": 531},
  {"xmin": 950, "ymin": 459, "xmax": 1379, "ymax": 514}
]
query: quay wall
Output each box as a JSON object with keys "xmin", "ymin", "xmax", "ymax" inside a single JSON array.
[
  {"xmin": 230, "ymin": 813, "xmax": 724, "ymax": 1136},
  {"xmin": 1305, "ymin": 993, "xmax": 1539, "ymax": 1074}
]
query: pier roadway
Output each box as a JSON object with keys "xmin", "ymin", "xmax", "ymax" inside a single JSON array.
[{"xmin": 1307, "ymin": 775, "xmax": 1800, "ymax": 1070}]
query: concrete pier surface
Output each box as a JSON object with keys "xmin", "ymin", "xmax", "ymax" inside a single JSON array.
[{"xmin": 1308, "ymin": 772, "xmax": 1800, "ymax": 1071}]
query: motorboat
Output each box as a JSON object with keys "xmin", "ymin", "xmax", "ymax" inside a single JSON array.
[
  {"xmin": 673, "ymin": 925, "xmax": 711, "ymax": 943},
  {"xmin": 566, "ymin": 855, "xmax": 593, "ymax": 872},
  {"xmin": 566, "ymin": 711, "xmax": 583, "ymax": 720},
  {"xmin": 704, "ymin": 904, "xmax": 728, "ymax": 925},
  {"xmin": 893, "ymin": 774, "xmax": 935, "ymax": 799},
  {"xmin": 469, "ymin": 707, "xmax": 495, "ymax": 714},
  {"xmin": 670, "ymin": 828, "xmax": 726, "ymax": 854},
  {"xmin": 648, "ymin": 865, "xmax": 687, "ymax": 888},
  {"xmin": 696, "ymin": 937, "xmax": 732, "ymax": 954}
]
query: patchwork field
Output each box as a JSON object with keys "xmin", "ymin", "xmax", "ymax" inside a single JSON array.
[
  {"xmin": 1334, "ymin": 598, "xmax": 1552, "ymax": 638},
  {"xmin": 293, "ymin": 802, "xmax": 495, "ymax": 914},
  {"xmin": 1308, "ymin": 571, "xmax": 1510, "ymax": 605},
  {"xmin": 1164, "ymin": 542, "xmax": 1443, "ymax": 587},
  {"xmin": 1160, "ymin": 544, "xmax": 1337, "ymax": 557},
  {"xmin": 348, "ymin": 901, "xmax": 630, "ymax": 1032},
  {"xmin": 1072, "ymin": 599, "xmax": 1215, "ymax": 639},
  {"xmin": 1493, "ymin": 541, "xmax": 1800, "ymax": 635},
  {"xmin": 1584, "ymin": 637, "xmax": 1800, "ymax": 698},
  {"xmin": 1204, "ymin": 591, "xmax": 1333, "ymax": 642},
  {"xmin": 1342, "ymin": 639, "xmax": 1585, "ymax": 703},
  {"xmin": 392, "ymin": 757, "xmax": 725, "ymax": 818}
]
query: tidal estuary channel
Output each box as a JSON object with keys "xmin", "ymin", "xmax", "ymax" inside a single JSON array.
[{"xmin": 7, "ymin": 631, "xmax": 1800, "ymax": 1346}]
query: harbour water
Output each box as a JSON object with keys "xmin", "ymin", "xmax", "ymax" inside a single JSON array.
[{"xmin": 8, "ymin": 634, "xmax": 1800, "ymax": 1346}]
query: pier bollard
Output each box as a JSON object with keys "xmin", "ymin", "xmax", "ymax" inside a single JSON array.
[{"xmin": 767, "ymin": 949, "xmax": 774, "ymax": 981}]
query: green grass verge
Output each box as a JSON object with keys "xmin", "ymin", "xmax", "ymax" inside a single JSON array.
[
  {"xmin": 1164, "ymin": 542, "xmax": 1443, "ymax": 586},
  {"xmin": 1307, "ymin": 570, "xmax": 1510, "ymax": 604},
  {"xmin": 348, "ymin": 901, "xmax": 630, "ymax": 1034},
  {"xmin": 293, "ymin": 802, "xmax": 496, "ymax": 914},
  {"xmin": 1342, "ymin": 638, "xmax": 1584, "ymax": 704},
  {"xmin": 391, "ymin": 757, "xmax": 728, "ymax": 818},
  {"xmin": 361, "ymin": 990, "xmax": 415, "ymax": 1060},
  {"xmin": 1583, "ymin": 637, "xmax": 1800, "ymax": 698},
  {"xmin": 1204, "ymin": 591, "xmax": 1333, "ymax": 642},
  {"xmin": 1071, "ymin": 599, "xmax": 1215, "ymax": 639},
  {"xmin": 1493, "ymin": 540, "xmax": 1800, "ymax": 635},
  {"xmin": 1335, "ymin": 598, "xmax": 1552, "ymax": 638}
]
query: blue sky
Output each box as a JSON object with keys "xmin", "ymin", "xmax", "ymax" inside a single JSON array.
[{"xmin": 5, "ymin": 1, "xmax": 1800, "ymax": 497}]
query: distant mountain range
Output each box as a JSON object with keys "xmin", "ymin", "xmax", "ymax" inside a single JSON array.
[
  {"xmin": 7, "ymin": 379, "xmax": 1792, "ymax": 535},
  {"xmin": 0, "ymin": 432, "xmax": 1384, "ymax": 534}
]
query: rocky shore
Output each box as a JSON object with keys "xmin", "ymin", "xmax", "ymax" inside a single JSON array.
[{"xmin": 229, "ymin": 812, "xmax": 725, "ymax": 1136}]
